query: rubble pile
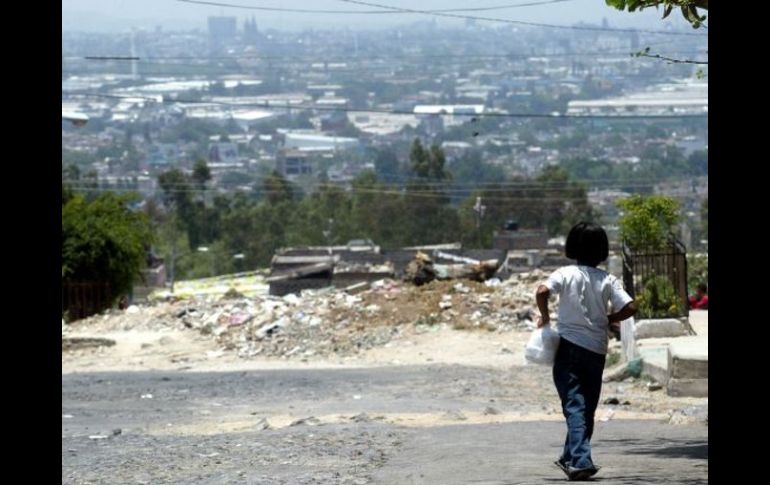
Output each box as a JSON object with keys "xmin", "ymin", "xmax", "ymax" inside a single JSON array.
[{"xmin": 70, "ymin": 270, "xmax": 554, "ymax": 360}]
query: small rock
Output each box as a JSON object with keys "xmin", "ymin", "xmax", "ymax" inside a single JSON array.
[
  {"xmin": 222, "ymin": 288, "xmax": 244, "ymax": 299},
  {"xmin": 647, "ymin": 383, "xmax": 663, "ymax": 391},
  {"xmin": 443, "ymin": 410, "xmax": 467, "ymax": 421},
  {"xmin": 255, "ymin": 418, "xmax": 271, "ymax": 430},
  {"xmin": 111, "ymin": 428, "xmax": 122, "ymax": 436},
  {"xmin": 290, "ymin": 416, "xmax": 320, "ymax": 427},
  {"xmin": 483, "ymin": 406, "xmax": 501, "ymax": 415},
  {"xmin": 350, "ymin": 413, "xmax": 372, "ymax": 423},
  {"xmin": 603, "ymin": 397, "xmax": 620, "ymax": 405}
]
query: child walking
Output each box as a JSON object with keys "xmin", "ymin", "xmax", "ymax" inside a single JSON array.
[{"xmin": 535, "ymin": 222, "xmax": 637, "ymax": 481}]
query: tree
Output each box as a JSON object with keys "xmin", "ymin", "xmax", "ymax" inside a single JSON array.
[
  {"xmin": 261, "ymin": 170, "xmax": 295, "ymax": 205},
  {"xmin": 409, "ymin": 138, "xmax": 449, "ymax": 180},
  {"xmin": 192, "ymin": 159, "xmax": 212, "ymax": 190},
  {"xmin": 62, "ymin": 193, "xmax": 154, "ymax": 303},
  {"xmin": 605, "ymin": 1, "xmax": 708, "ymax": 28},
  {"xmin": 448, "ymin": 149, "xmax": 506, "ymax": 200},
  {"xmin": 534, "ymin": 166, "xmax": 597, "ymax": 236},
  {"xmin": 403, "ymin": 139, "xmax": 457, "ymax": 244},
  {"xmin": 374, "ymin": 148, "xmax": 400, "ymax": 183},
  {"xmin": 687, "ymin": 150, "xmax": 708, "ymax": 176},
  {"xmin": 158, "ymin": 168, "xmax": 207, "ymax": 249},
  {"xmin": 617, "ymin": 195, "xmax": 680, "ymax": 250}
]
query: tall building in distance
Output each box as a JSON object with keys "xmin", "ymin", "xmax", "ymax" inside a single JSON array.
[{"xmin": 244, "ymin": 15, "xmax": 259, "ymax": 43}]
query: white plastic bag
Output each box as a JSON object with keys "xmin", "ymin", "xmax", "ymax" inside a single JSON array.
[{"xmin": 524, "ymin": 325, "xmax": 560, "ymax": 366}]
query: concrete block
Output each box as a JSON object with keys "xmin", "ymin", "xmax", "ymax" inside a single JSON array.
[
  {"xmin": 637, "ymin": 345, "xmax": 668, "ymax": 384},
  {"xmin": 666, "ymin": 337, "xmax": 708, "ymax": 397},
  {"xmin": 634, "ymin": 318, "xmax": 691, "ymax": 339},
  {"xmin": 668, "ymin": 338, "xmax": 708, "ymax": 379},
  {"xmin": 667, "ymin": 378, "xmax": 708, "ymax": 397}
]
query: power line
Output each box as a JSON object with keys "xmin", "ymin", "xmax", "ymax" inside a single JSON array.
[
  {"xmin": 336, "ymin": 0, "xmax": 707, "ymax": 37},
  {"xmin": 67, "ymin": 45, "xmax": 707, "ymax": 63},
  {"xmin": 66, "ymin": 178, "xmax": 702, "ymax": 189},
  {"xmin": 63, "ymin": 175, "xmax": 707, "ymax": 192},
  {"xmin": 94, "ymin": 178, "xmax": 668, "ymax": 190},
  {"xmin": 61, "ymin": 183, "xmax": 703, "ymax": 203},
  {"xmin": 177, "ymin": 0, "xmax": 576, "ymax": 14},
  {"xmin": 62, "ymin": 182, "xmax": 686, "ymax": 198},
  {"xmin": 64, "ymin": 92, "xmax": 709, "ymax": 120}
]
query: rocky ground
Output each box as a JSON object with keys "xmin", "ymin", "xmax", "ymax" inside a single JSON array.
[{"xmin": 62, "ymin": 273, "xmax": 707, "ymax": 484}]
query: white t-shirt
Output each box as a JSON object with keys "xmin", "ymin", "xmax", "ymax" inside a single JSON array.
[{"xmin": 545, "ymin": 265, "xmax": 633, "ymax": 355}]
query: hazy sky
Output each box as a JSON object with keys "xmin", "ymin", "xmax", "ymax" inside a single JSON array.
[{"xmin": 62, "ymin": 0, "xmax": 696, "ymax": 33}]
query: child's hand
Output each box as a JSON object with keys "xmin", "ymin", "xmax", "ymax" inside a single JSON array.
[
  {"xmin": 537, "ymin": 315, "xmax": 550, "ymax": 328},
  {"xmin": 609, "ymin": 322, "xmax": 621, "ymax": 340}
]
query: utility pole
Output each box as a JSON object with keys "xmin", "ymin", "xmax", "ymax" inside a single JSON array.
[
  {"xmin": 169, "ymin": 236, "xmax": 177, "ymax": 294},
  {"xmin": 473, "ymin": 196, "xmax": 486, "ymax": 249}
]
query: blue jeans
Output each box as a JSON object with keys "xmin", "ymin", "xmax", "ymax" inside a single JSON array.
[{"xmin": 552, "ymin": 337, "xmax": 606, "ymax": 470}]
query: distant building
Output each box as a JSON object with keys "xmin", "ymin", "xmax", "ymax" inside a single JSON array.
[
  {"xmin": 282, "ymin": 132, "xmax": 360, "ymax": 152},
  {"xmin": 492, "ymin": 221, "xmax": 549, "ymax": 251},
  {"xmin": 320, "ymin": 111, "xmax": 349, "ymax": 132},
  {"xmin": 567, "ymin": 80, "xmax": 708, "ymax": 116},
  {"xmin": 147, "ymin": 143, "xmax": 180, "ymax": 167},
  {"xmin": 208, "ymin": 142, "xmax": 239, "ymax": 164},
  {"xmin": 277, "ymin": 149, "xmax": 313, "ymax": 178}
]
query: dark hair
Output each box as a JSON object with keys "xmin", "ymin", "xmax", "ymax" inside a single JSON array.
[
  {"xmin": 697, "ymin": 283, "xmax": 707, "ymax": 293},
  {"xmin": 565, "ymin": 222, "xmax": 609, "ymax": 267}
]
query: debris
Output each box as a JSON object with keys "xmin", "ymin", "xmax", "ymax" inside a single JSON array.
[
  {"xmin": 647, "ymin": 383, "xmax": 663, "ymax": 391},
  {"xmin": 403, "ymin": 251, "xmax": 437, "ymax": 286},
  {"xmin": 140, "ymin": 394, "xmax": 153, "ymax": 399},
  {"xmin": 443, "ymin": 410, "xmax": 467, "ymax": 421},
  {"xmin": 483, "ymin": 406, "xmax": 501, "ymax": 415},
  {"xmin": 255, "ymin": 418, "xmax": 271, "ymax": 430},
  {"xmin": 222, "ymin": 288, "xmax": 244, "ymax": 299},
  {"xmin": 88, "ymin": 435, "xmax": 109, "ymax": 440},
  {"xmin": 290, "ymin": 416, "xmax": 320, "ymax": 427},
  {"xmin": 228, "ymin": 312, "xmax": 254, "ymax": 327},
  {"xmin": 111, "ymin": 428, "xmax": 122, "ymax": 436},
  {"xmin": 345, "ymin": 281, "xmax": 370, "ymax": 294},
  {"xmin": 603, "ymin": 358, "xmax": 643, "ymax": 382},
  {"xmin": 64, "ymin": 268, "xmax": 553, "ymax": 361},
  {"xmin": 350, "ymin": 413, "xmax": 372, "ymax": 423},
  {"xmin": 62, "ymin": 337, "xmax": 116, "ymax": 352},
  {"xmin": 603, "ymin": 397, "xmax": 620, "ymax": 405}
]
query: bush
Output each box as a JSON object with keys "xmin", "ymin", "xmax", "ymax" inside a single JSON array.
[
  {"xmin": 687, "ymin": 253, "xmax": 708, "ymax": 293},
  {"xmin": 636, "ymin": 275, "xmax": 684, "ymax": 319},
  {"xmin": 618, "ymin": 195, "xmax": 680, "ymax": 251},
  {"xmin": 62, "ymin": 193, "xmax": 154, "ymax": 305}
]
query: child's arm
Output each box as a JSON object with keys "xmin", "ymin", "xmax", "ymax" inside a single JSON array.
[
  {"xmin": 607, "ymin": 301, "xmax": 638, "ymax": 339},
  {"xmin": 536, "ymin": 285, "xmax": 551, "ymax": 328},
  {"xmin": 608, "ymin": 301, "xmax": 637, "ymax": 324}
]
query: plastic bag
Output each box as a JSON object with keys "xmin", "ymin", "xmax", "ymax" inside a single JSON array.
[{"xmin": 524, "ymin": 325, "xmax": 560, "ymax": 366}]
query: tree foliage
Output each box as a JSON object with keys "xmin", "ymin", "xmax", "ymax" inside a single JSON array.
[
  {"xmin": 605, "ymin": 0, "xmax": 707, "ymax": 28},
  {"xmin": 618, "ymin": 195, "xmax": 680, "ymax": 250},
  {"xmin": 62, "ymin": 193, "xmax": 154, "ymax": 301}
]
